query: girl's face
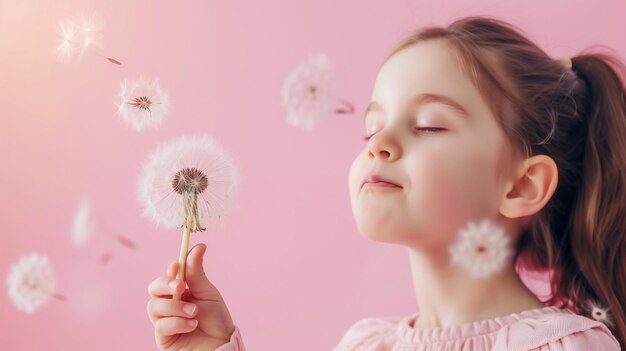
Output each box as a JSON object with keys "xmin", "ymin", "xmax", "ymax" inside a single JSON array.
[{"xmin": 349, "ymin": 39, "xmax": 512, "ymax": 251}]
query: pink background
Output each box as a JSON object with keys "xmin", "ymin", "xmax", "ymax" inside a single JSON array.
[{"xmin": 1, "ymin": 0, "xmax": 625, "ymax": 349}]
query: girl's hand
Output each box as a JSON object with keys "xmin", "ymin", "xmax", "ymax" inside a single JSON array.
[{"xmin": 147, "ymin": 243, "xmax": 236, "ymax": 351}]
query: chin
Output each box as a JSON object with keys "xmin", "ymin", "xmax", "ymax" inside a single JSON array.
[
  {"xmin": 354, "ymin": 217, "xmax": 400, "ymax": 243},
  {"xmin": 360, "ymin": 231, "xmax": 397, "ymax": 243}
]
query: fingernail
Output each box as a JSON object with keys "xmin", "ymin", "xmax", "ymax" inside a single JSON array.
[
  {"xmin": 182, "ymin": 303, "xmax": 196, "ymax": 316},
  {"xmin": 169, "ymin": 280, "xmax": 180, "ymax": 290},
  {"xmin": 188, "ymin": 319, "xmax": 198, "ymax": 328}
]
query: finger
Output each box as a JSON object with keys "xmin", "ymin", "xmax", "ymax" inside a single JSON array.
[
  {"xmin": 147, "ymin": 299, "xmax": 197, "ymax": 324},
  {"xmin": 154, "ymin": 316, "xmax": 198, "ymax": 340},
  {"xmin": 148, "ymin": 276, "xmax": 185, "ymax": 298},
  {"xmin": 185, "ymin": 243, "xmax": 224, "ymax": 301}
]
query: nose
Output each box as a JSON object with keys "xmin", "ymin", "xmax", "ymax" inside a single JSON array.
[{"xmin": 367, "ymin": 132, "xmax": 401, "ymax": 161}]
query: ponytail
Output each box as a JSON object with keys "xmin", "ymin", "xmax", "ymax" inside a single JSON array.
[{"xmin": 551, "ymin": 51, "xmax": 626, "ymax": 347}]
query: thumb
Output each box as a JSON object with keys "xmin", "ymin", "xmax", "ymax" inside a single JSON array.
[{"xmin": 184, "ymin": 243, "xmax": 224, "ymax": 302}]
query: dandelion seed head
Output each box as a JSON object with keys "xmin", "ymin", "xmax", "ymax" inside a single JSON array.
[
  {"xmin": 448, "ymin": 218, "xmax": 513, "ymax": 279},
  {"xmin": 584, "ymin": 299, "xmax": 614, "ymax": 327},
  {"xmin": 128, "ymin": 96, "xmax": 153, "ymax": 112},
  {"xmin": 138, "ymin": 135, "xmax": 239, "ymax": 232},
  {"xmin": 280, "ymin": 53, "xmax": 340, "ymax": 130},
  {"xmin": 6, "ymin": 253, "xmax": 57, "ymax": 314},
  {"xmin": 116, "ymin": 77, "xmax": 170, "ymax": 132},
  {"xmin": 172, "ymin": 167, "xmax": 209, "ymax": 195},
  {"xmin": 592, "ymin": 307, "xmax": 607, "ymax": 320}
]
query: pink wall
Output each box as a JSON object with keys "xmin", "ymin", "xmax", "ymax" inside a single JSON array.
[{"xmin": 1, "ymin": 0, "xmax": 625, "ymax": 349}]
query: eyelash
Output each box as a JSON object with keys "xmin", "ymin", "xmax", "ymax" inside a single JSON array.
[{"xmin": 362, "ymin": 127, "xmax": 446, "ymax": 141}]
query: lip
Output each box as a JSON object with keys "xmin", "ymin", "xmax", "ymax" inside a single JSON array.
[{"xmin": 361, "ymin": 175, "xmax": 402, "ymax": 189}]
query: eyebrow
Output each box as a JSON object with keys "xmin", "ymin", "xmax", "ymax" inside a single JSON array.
[{"xmin": 364, "ymin": 93, "xmax": 470, "ymax": 119}]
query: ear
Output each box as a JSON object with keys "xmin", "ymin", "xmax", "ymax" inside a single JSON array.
[{"xmin": 499, "ymin": 154, "xmax": 558, "ymax": 219}]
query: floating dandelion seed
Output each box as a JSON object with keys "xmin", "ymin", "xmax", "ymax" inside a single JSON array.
[
  {"xmin": 56, "ymin": 19, "xmax": 79, "ymax": 64},
  {"xmin": 116, "ymin": 77, "xmax": 170, "ymax": 132},
  {"xmin": 100, "ymin": 253, "xmax": 112, "ymax": 264},
  {"xmin": 5, "ymin": 253, "xmax": 65, "ymax": 314},
  {"xmin": 116, "ymin": 235, "xmax": 137, "ymax": 250},
  {"xmin": 55, "ymin": 10, "xmax": 121, "ymax": 65},
  {"xmin": 138, "ymin": 135, "xmax": 239, "ymax": 299},
  {"xmin": 280, "ymin": 53, "xmax": 354, "ymax": 130},
  {"xmin": 71, "ymin": 199, "xmax": 96, "ymax": 248},
  {"xmin": 98, "ymin": 234, "xmax": 138, "ymax": 266},
  {"xmin": 448, "ymin": 219, "xmax": 513, "ymax": 279},
  {"xmin": 69, "ymin": 198, "xmax": 139, "ymax": 264},
  {"xmin": 584, "ymin": 299, "xmax": 614, "ymax": 328}
]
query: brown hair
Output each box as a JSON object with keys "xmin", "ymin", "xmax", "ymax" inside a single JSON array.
[{"xmin": 384, "ymin": 16, "xmax": 626, "ymax": 348}]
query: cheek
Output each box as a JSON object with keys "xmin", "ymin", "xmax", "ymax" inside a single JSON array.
[
  {"xmin": 404, "ymin": 140, "xmax": 497, "ymax": 243},
  {"xmin": 348, "ymin": 156, "xmax": 361, "ymax": 196},
  {"xmin": 409, "ymin": 145, "xmax": 500, "ymax": 237},
  {"xmin": 348, "ymin": 154, "xmax": 367, "ymax": 208},
  {"xmin": 410, "ymin": 151, "xmax": 473, "ymax": 228}
]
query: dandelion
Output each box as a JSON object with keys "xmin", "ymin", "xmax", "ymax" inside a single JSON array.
[
  {"xmin": 448, "ymin": 218, "xmax": 513, "ymax": 279},
  {"xmin": 138, "ymin": 135, "xmax": 239, "ymax": 299},
  {"xmin": 5, "ymin": 253, "xmax": 65, "ymax": 314},
  {"xmin": 280, "ymin": 53, "xmax": 354, "ymax": 130},
  {"xmin": 116, "ymin": 77, "xmax": 170, "ymax": 132},
  {"xmin": 584, "ymin": 299, "xmax": 614, "ymax": 328},
  {"xmin": 55, "ymin": 10, "xmax": 121, "ymax": 65},
  {"xmin": 71, "ymin": 199, "xmax": 95, "ymax": 247}
]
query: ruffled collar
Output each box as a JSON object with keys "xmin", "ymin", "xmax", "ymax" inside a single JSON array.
[{"xmin": 396, "ymin": 305, "xmax": 572, "ymax": 345}]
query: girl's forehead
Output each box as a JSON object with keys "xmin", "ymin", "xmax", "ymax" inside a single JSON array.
[
  {"xmin": 371, "ymin": 41, "xmax": 484, "ymax": 118},
  {"xmin": 375, "ymin": 41, "xmax": 466, "ymax": 93}
]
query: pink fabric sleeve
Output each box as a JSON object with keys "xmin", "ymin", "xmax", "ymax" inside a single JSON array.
[
  {"xmin": 214, "ymin": 325, "xmax": 246, "ymax": 351},
  {"xmin": 528, "ymin": 326, "xmax": 621, "ymax": 351},
  {"xmin": 493, "ymin": 313, "xmax": 620, "ymax": 351}
]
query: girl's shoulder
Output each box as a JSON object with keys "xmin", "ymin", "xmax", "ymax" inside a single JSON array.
[{"xmin": 492, "ymin": 307, "xmax": 620, "ymax": 350}]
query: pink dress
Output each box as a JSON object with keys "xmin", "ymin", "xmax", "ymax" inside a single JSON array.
[{"xmin": 216, "ymin": 306, "xmax": 621, "ymax": 350}]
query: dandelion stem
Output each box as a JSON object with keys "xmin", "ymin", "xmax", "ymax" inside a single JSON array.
[{"xmin": 173, "ymin": 225, "xmax": 191, "ymax": 300}]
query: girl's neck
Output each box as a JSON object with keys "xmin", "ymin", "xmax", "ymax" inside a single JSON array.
[{"xmin": 408, "ymin": 247, "xmax": 545, "ymax": 329}]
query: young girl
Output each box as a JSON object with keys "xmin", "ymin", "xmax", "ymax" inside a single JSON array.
[{"xmin": 146, "ymin": 15, "xmax": 626, "ymax": 350}]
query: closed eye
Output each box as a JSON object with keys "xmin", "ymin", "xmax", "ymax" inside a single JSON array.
[
  {"xmin": 415, "ymin": 127, "xmax": 446, "ymax": 133},
  {"xmin": 363, "ymin": 127, "xmax": 446, "ymax": 141}
]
